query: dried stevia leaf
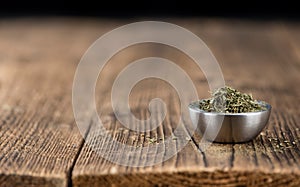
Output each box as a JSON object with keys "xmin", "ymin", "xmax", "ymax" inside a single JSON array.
[{"xmin": 199, "ymin": 86, "xmax": 267, "ymax": 113}]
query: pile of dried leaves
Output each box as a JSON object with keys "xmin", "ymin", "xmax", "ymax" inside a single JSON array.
[{"xmin": 199, "ymin": 86, "xmax": 267, "ymax": 113}]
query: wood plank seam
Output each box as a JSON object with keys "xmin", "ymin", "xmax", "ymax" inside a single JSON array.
[{"xmin": 68, "ymin": 121, "xmax": 92, "ymax": 187}]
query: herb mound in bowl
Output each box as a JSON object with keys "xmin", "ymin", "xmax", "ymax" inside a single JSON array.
[{"xmin": 199, "ymin": 86, "xmax": 267, "ymax": 113}]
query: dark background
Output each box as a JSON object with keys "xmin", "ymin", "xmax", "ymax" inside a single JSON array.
[{"xmin": 0, "ymin": 1, "xmax": 299, "ymax": 20}]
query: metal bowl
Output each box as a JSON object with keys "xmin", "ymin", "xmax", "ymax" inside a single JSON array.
[{"xmin": 188, "ymin": 100, "xmax": 272, "ymax": 143}]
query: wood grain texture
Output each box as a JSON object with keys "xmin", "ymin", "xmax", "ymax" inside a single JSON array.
[
  {"xmin": 72, "ymin": 19, "xmax": 300, "ymax": 187},
  {"xmin": 0, "ymin": 18, "xmax": 299, "ymax": 187},
  {"xmin": 0, "ymin": 18, "xmax": 109, "ymax": 187}
]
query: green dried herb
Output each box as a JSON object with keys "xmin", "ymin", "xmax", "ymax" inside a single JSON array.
[{"xmin": 199, "ymin": 86, "xmax": 267, "ymax": 113}]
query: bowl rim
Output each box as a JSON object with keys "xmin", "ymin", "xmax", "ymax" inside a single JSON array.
[{"xmin": 188, "ymin": 100, "xmax": 272, "ymax": 116}]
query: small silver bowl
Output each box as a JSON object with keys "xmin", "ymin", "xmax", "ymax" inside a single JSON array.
[{"xmin": 188, "ymin": 100, "xmax": 271, "ymax": 143}]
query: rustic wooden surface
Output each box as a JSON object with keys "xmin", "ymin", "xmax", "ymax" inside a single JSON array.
[{"xmin": 0, "ymin": 18, "xmax": 299, "ymax": 187}]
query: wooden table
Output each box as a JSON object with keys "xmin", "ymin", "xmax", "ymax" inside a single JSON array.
[{"xmin": 0, "ymin": 18, "xmax": 299, "ymax": 187}]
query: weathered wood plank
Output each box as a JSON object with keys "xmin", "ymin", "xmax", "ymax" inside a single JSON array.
[
  {"xmin": 72, "ymin": 19, "xmax": 300, "ymax": 186},
  {"xmin": 0, "ymin": 18, "xmax": 300, "ymax": 187},
  {"xmin": 0, "ymin": 18, "xmax": 109, "ymax": 187}
]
